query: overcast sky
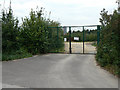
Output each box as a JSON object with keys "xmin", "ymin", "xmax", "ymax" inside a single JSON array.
[{"xmin": 0, "ymin": 0, "xmax": 118, "ymax": 26}]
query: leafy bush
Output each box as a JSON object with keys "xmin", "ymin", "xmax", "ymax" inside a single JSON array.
[
  {"xmin": 96, "ymin": 9, "xmax": 120, "ymax": 77},
  {"xmin": 2, "ymin": 5, "xmax": 64, "ymax": 60},
  {"xmin": 2, "ymin": 48, "xmax": 32, "ymax": 61},
  {"xmin": 20, "ymin": 8, "xmax": 64, "ymax": 54},
  {"xmin": 2, "ymin": 7, "xmax": 20, "ymax": 53}
]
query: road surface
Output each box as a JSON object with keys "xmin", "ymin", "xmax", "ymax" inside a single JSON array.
[{"xmin": 2, "ymin": 54, "xmax": 118, "ymax": 88}]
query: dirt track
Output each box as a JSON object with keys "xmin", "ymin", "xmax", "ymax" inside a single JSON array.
[{"xmin": 64, "ymin": 42, "xmax": 96, "ymax": 53}]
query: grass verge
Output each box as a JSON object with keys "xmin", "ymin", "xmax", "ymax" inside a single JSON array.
[
  {"xmin": 91, "ymin": 42, "xmax": 97, "ymax": 47},
  {"xmin": 2, "ymin": 49, "xmax": 32, "ymax": 61}
]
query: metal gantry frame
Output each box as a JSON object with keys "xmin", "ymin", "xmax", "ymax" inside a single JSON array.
[{"xmin": 48, "ymin": 25, "xmax": 101, "ymax": 54}]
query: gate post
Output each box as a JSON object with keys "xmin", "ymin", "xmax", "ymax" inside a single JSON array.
[
  {"xmin": 83, "ymin": 26, "xmax": 85, "ymax": 54},
  {"xmin": 69, "ymin": 27, "xmax": 72, "ymax": 54},
  {"xmin": 57, "ymin": 27, "xmax": 59, "ymax": 52},
  {"xmin": 97, "ymin": 25, "xmax": 100, "ymax": 45}
]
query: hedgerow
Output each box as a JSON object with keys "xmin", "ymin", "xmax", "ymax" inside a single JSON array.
[
  {"xmin": 96, "ymin": 9, "xmax": 120, "ymax": 77},
  {"xmin": 2, "ymin": 6, "xmax": 64, "ymax": 60}
]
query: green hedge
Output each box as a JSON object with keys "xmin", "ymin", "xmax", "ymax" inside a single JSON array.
[
  {"xmin": 2, "ymin": 6, "xmax": 64, "ymax": 61},
  {"xmin": 96, "ymin": 9, "xmax": 120, "ymax": 77}
]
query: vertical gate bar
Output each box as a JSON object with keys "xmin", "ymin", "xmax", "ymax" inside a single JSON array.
[
  {"xmin": 69, "ymin": 27, "xmax": 72, "ymax": 54},
  {"xmin": 97, "ymin": 25, "xmax": 100, "ymax": 45},
  {"xmin": 57, "ymin": 27, "xmax": 59, "ymax": 52},
  {"xmin": 83, "ymin": 26, "xmax": 85, "ymax": 54}
]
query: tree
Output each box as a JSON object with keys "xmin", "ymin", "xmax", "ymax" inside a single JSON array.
[
  {"xmin": 96, "ymin": 8, "xmax": 120, "ymax": 77},
  {"xmin": 20, "ymin": 8, "xmax": 64, "ymax": 54},
  {"xmin": 2, "ymin": 6, "xmax": 20, "ymax": 53}
]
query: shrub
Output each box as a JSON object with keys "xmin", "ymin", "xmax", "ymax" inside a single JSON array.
[{"xmin": 96, "ymin": 9, "xmax": 120, "ymax": 77}]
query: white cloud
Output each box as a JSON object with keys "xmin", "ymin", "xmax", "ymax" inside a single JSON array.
[{"xmin": 0, "ymin": 0, "xmax": 118, "ymax": 25}]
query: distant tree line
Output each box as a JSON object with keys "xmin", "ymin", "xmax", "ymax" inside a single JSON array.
[
  {"xmin": 96, "ymin": 9, "xmax": 120, "ymax": 77},
  {"xmin": 64, "ymin": 30, "xmax": 97, "ymax": 42},
  {"xmin": 2, "ymin": 6, "xmax": 64, "ymax": 61}
]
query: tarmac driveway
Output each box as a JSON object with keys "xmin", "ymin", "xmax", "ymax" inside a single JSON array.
[{"xmin": 2, "ymin": 54, "xmax": 118, "ymax": 88}]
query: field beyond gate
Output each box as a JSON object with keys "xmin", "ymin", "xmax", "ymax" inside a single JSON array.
[{"xmin": 64, "ymin": 42, "xmax": 96, "ymax": 54}]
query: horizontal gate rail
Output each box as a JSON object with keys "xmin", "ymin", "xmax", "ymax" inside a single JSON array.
[
  {"xmin": 48, "ymin": 25, "xmax": 101, "ymax": 28},
  {"xmin": 62, "ymin": 25, "xmax": 101, "ymax": 28}
]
